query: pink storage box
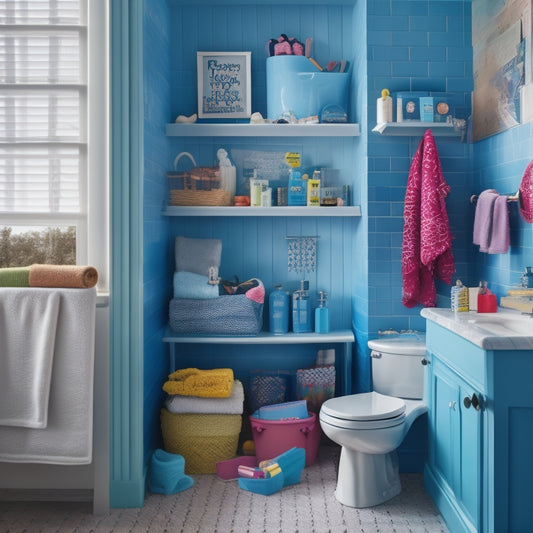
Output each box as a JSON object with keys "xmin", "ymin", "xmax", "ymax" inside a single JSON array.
[{"xmin": 250, "ymin": 412, "xmax": 320, "ymax": 466}]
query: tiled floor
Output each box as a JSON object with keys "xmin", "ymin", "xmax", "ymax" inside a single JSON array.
[{"xmin": 0, "ymin": 445, "xmax": 449, "ymax": 533}]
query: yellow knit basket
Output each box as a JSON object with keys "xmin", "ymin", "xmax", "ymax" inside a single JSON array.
[{"xmin": 160, "ymin": 409, "xmax": 242, "ymax": 474}]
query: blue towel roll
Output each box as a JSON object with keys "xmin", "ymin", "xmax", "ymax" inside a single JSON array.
[{"xmin": 173, "ymin": 271, "xmax": 219, "ymax": 299}]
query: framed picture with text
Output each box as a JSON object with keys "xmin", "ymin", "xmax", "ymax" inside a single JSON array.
[{"xmin": 197, "ymin": 51, "xmax": 252, "ymax": 119}]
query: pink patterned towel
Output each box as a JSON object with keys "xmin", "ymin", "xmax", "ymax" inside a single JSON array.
[
  {"xmin": 402, "ymin": 129, "xmax": 455, "ymax": 308},
  {"xmin": 519, "ymin": 160, "xmax": 533, "ymax": 223}
]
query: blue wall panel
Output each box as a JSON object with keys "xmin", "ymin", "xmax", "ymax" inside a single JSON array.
[
  {"xmin": 473, "ymin": 122, "xmax": 533, "ymax": 295},
  {"xmin": 143, "ymin": 0, "xmax": 172, "ymax": 473},
  {"xmin": 365, "ymin": 1, "xmax": 473, "ymax": 383}
]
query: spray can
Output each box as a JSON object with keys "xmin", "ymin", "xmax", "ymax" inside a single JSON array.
[{"xmin": 451, "ymin": 280, "xmax": 469, "ymax": 314}]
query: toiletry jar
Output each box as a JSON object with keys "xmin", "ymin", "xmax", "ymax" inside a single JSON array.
[{"xmin": 266, "ymin": 56, "xmax": 350, "ymax": 120}]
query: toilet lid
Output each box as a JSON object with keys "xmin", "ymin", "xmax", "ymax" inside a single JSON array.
[
  {"xmin": 321, "ymin": 391, "xmax": 406, "ymax": 421},
  {"xmin": 367, "ymin": 334, "xmax": 426, "ymax": 356}
]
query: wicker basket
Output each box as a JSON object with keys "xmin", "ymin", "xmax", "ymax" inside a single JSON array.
[
  {"xmin": 167, "ymin": 152, "xmax": 232, "ymax": 206},
  {"xmin": 160, "ymin": 409, "xmax": 242, "ymax": 474}
]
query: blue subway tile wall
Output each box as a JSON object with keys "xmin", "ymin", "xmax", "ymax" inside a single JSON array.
[
  {"xmin": 143, "ymin": 0, "xmax": 172, "ymax": 468},
  {"xmin": 365, "ymin": 1, "xmax": 473, "ymax": 360},
  {"xmin": 473, "ymin": 121, "xmax": 533, "ymax": 295}
]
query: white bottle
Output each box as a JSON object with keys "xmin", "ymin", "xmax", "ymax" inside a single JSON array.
[{"xmin": 377, "ymin": 88, "xmax": 393, "ymax": 124}]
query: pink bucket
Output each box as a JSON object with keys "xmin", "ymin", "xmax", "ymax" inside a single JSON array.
[{"xmin": 250, "ymin": 412, "xmax": 321, "ymax": 466}]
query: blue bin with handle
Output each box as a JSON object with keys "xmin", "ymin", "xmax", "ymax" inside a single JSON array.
[{"xmin": 266, "ymin": 56, "xmax": 350, "ymax": 120}]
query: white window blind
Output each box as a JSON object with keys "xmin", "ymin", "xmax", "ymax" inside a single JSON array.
[
  {"xmin": 0, "ymin": 0, "xmax": 88, "ymax": 254},
  {"xmin": 0, "ymin": 0, "xmax": 108, "ymax": 288}
]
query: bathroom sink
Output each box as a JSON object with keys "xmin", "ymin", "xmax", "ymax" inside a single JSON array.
[
  {"xmin": 421, "ymin": 307, "xmax": 533, "ymax": 350},
  {"xmin": 467, "ymin": 314, "xmax": 533, "ymax": 336}
]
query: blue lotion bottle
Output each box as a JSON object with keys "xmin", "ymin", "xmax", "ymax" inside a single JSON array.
[
  {"xmin": 315, "ymin": 291, "xmax": 329, "ymax": 333},
  {"xmin": 269, "ymin": 284, "xmax": 289, "ymax": 334},
  {"xmin": 292, "ymin": 280, "xmax": 312, "ymax": 333}
]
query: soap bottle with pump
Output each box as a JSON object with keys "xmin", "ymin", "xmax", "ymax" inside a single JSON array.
[
  {"xmin": 292, "ymin": 280, "xmax": 312, "ymax": 333},
  {"xmin": 315, "ymin": 290, "xmax": 329, "ymax": 333},
  {"xmin": 269, "ymin": 284, "xmax": 289, "ymax": 334},
  {"xmin": 477, "ymin": 281, "xmax": 497, "ymax": 313}
]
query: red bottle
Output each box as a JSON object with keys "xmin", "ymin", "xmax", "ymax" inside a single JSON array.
[{"xmin": 477, "ymin": 282, "xmax": 497, "ymax": 313}]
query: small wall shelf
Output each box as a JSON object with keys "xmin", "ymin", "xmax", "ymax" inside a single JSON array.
[
  {"xmin": 163, "ymin": 205, "xmax": 362, "ymax": 217},
  {"xmin": 166, "ymin": 122, "xmax": 360, "ymax": 138},
  {"xmin": 372, "ymin": 122, "xmax": 462, "ymax": 137}
]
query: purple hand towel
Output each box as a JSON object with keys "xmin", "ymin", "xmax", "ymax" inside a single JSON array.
[
  {"xmin": 488, "ymin": 195, "xmax": 510, "ymax": 254},
  {"xmin": 473, "ymin": 189, "xmax": 498, "ymax": 252}
]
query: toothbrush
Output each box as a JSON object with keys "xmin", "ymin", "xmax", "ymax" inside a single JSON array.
[{"xmin": 305, "ymin": 37, "xmax": 323, "ymax": 71}]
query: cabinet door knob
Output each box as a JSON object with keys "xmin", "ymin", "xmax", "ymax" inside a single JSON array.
[
  {"xmin": 448, "ymin": 401, "xmax": 456, "ymax": 410},
  {"xmin": 463, "ymin": 393, "xmax": 481, "ymax": 411},
  {"xmin": 421, "ymin": 358, "xmax": 430, "ymax": 366}
]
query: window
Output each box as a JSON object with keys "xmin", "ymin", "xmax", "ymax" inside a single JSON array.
[{"xmin": 0, "ymin": 0, "xmax": 108, "ymax": 289}]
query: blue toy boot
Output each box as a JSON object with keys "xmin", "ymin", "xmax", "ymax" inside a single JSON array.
[{"xmin": 149, "ymin": 449, "xmax": 194, "ymax": 495}]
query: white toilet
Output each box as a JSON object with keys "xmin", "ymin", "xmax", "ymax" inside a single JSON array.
[{"xmin": 319, "ymin": 333, "xmax": 427, "ymax": 508}]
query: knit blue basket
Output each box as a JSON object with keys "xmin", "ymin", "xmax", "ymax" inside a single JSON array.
[{"xmin": 169, "ymin": 295, "xmax": 263, "ymax": 335}]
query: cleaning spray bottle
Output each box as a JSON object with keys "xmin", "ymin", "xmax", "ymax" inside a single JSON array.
[{"xmin": 377, "ymin": 88, "xmax": 393, "ymax": 124}]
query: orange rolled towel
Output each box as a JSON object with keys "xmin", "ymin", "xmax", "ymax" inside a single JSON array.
[{"xmin": 29, "ymin": 264, "xmax": 98, "ymax": 289}]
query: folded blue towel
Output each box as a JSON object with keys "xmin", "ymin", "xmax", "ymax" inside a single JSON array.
[{"xmin": 173, "ymin": 271, "xmax": 219, "ymax": 299}]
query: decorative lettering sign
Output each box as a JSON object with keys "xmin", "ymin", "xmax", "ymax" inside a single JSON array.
[{"xmin": 197, "ymin": 52, "xmax": 252, "ymax": 119}]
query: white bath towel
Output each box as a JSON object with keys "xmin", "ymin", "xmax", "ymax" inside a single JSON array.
[
  {"xmin": 0, "ymin": 288, "xmax": 96, "ymax": 464},
  {"xmin": 165, "ymin": 380, "xmax": 244, "ymax": 415},
  {"xmin": 0, "ymin": 289, "xmax": 60, "ymax": 428}
]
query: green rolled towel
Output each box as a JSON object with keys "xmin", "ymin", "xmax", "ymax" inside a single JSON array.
[{"xmin": 0, "ymin": 266, "xmax": 30, "ymax": 287}]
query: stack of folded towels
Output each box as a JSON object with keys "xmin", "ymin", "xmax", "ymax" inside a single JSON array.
[{"xmin": 160, "ymin": 368, "xmax": 244, "ymax": 474}]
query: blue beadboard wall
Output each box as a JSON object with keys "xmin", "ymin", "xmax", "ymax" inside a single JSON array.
[
  {"xmin": 473, "ymin": 122, "xmax": 533, "ymax": 295},
  {"xmin": 364, "ymin": 1, "xmax": 473, "ymax": 371},
  {"xmin": 143, "ymin": 0, "xmax": 173, "ymax": 468},
  {"xmin": 166, "ymin": 3, "xmax": 362, "ymax": 379}
]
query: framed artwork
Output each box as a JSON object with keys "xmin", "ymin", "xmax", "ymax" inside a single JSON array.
[{"xmin": 197, "ymin": 51, "xmax": 252, "ymax": 119}]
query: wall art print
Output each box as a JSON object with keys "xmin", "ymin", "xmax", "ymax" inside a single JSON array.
[{"xmin": 197, "ymin": 51, "xmax": 252, "ymax": 119}]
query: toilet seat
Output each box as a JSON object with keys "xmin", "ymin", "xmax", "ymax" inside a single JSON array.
[{"xmin": 320, "ymin": 392, "xmax": 406, "ymax": 430}]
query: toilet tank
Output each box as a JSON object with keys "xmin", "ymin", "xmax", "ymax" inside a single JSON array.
[{"xmin": 368, "ymin": 333, "xmax": 426, "ymax": 400}]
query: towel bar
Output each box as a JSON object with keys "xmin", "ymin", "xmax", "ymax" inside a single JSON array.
[{"xmin": 470, "ymin": 191, "xmax": 519, "ymax": 205}]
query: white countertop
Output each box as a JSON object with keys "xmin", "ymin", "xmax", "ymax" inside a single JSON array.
[{"xmin": 421, "ymin": 307, "xmax": 533, "ymax": 351}]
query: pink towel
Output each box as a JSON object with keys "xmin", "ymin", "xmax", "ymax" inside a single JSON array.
[
  {"xmin": 488, "ymin": 195, "xmax": 510, "ymax": 254},
  {"xmin": 402, "ymin": 130, "xmax": 454, "ymax": 308},
  {"xmin": 519, "ymin": 160, "xmax": 533, "ymax": 223},
  {"xmin": 473, "ymin": 189, "xmax": 498, "ymax": 252}
]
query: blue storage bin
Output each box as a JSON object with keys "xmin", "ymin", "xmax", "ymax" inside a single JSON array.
[{"xmin": 266, "ymin": 56, "xmax": 350, "ymax": 120}]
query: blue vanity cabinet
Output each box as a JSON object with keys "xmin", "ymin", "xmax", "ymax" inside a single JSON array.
[
  {"xmin": 424, "ymin": 319, "xmax": 533, "ymax": 533},
  {"xmin": 427, "ymin": 349, "xmax": 483, "ymax": 533}
]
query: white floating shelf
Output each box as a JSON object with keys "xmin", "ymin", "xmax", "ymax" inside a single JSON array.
[
  {"xmin": 166, "ymin": 122, "xmax": 360, "ymax": 138},
  {"xmin": 372, "ymin": 122, "xmax": 462, "ymax": 137},
  {"xmin": 163, "ymin": 205, "xmax": 362, "ymax": 217}
]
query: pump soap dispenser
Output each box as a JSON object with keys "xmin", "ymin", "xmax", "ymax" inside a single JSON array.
[{"xmin": 315, "ymin": 291, "xmax": 329, "ymax": 333}]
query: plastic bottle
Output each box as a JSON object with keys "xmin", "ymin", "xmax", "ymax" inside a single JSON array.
[
  {"xmin": 292, "ymin": 280, "xmax": 312, "ymax": 333},
  {"xmin": 315, "ymin": 290, "xmax": 329, "ymax": 333},
  {"xmin": 477, "ymin": 281, "xmax": 497, "ymax": 313},
  {"xmin": 377, "ymin": 88, "xmax": 393, "ymax": 124},
  {"xmin": 451, "ymin": 280, "xmax": 469, "ymax": 314},
  {"xmin": 269, "ymin": 284, "xmax": 289, "ymax": 334}
]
